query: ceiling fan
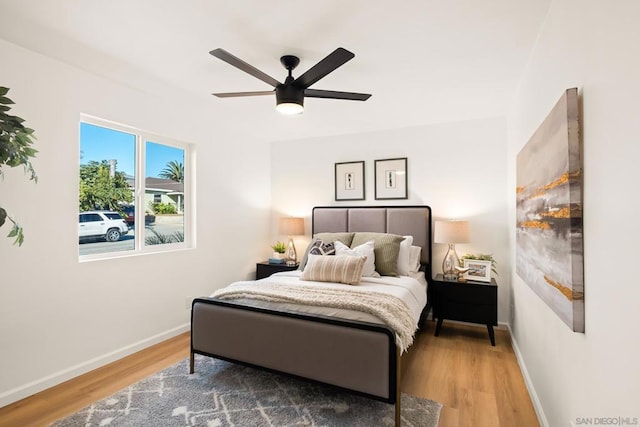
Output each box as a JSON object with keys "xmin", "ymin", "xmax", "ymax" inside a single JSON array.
[{"xmin": 209, "ymin": 47, "xmax": 371, "ymax": 115}]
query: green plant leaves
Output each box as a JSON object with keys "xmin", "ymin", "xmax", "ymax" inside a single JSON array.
[
  {"xmin": 7, "ymin": 223, "xmax": 24, "ymax": 246},
  {"xmin": 1, "ymin": 86, "xmax": 38, "ymax": 246},
  {"xmin": 0, "ymin": 207, "xmax": 25, "ymax": 246},
  {"xmin": 271, "ymin": 241, "xmax": 287, "ymax": 253}
]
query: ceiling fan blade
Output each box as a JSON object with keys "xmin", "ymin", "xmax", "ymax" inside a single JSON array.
[
  {"xmin": 212, "ymin": 90, "xmax": 274, "ymax": 98},
  {"xmin": 294, "ymin": 48, "xmax": 355, "ymax": 89},
  {"xmin": 304, "ymin": 89, "xmax": 371, "ymax": 101},
  {"xmin": 210, "ymin": 48, "xmax": 281, "ymax": 88}
]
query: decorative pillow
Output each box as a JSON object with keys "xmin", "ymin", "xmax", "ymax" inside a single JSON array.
[
  {"xmin": 300, "ymin": 254, "xmax": 366, "ymax": 285},
  {"xmin": 408, "ymin": 245, "xmax": 422, "ymax": 274},
  {"xmin": 309, "ymin": 239, "xmax": 336, "ymax": 256},
  {"xmin": 314, "ymin": 232, "xmax": 355, "ymax": 247},
  {"xmin": 397, "ymin": 235, "xmax": 414, "ymax": 276},
  {"xmin": 334, "ymin": 240, "xmax": 379, "ymax": 277},
  {"xmin": 299, "ymin": 232, "xmax": 355, "ymax": 270},
  {"xmin": 350, "ymin": 232, "xmax": 405, "ymax": 276}
]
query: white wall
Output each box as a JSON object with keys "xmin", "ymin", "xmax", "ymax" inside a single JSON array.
[
  {"xmin": 507, "ymin": 1, "xmax": 640, "ymax": 425},
  {"xmin": 271, "ymin": 118, "xmax": 511, "ymax": 319},
  {"xmin": 0, "ymin": 38, "xmax": 271, "ymax": 406}
]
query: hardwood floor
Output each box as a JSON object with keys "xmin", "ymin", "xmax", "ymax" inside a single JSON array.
[
  {"xmin": 402, "ymin": 321, "xmax": 539, "ymax": 426},
  {"xmin": 0, "ymin": 322, "xmax": 538, "ymax": 427},
  {"xmin": 0, "ymin": 333, "xmax": 190, "ymax": 427}
]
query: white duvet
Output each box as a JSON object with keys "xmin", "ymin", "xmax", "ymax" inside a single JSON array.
[{"xmin": 210, "ymin": 270, "xmax": 427, "ymax": 352}]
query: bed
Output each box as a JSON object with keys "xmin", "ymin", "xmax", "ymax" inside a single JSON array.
[{"xmin": 190, "ymin": 205, "xmax": 432, "ymax": 425}]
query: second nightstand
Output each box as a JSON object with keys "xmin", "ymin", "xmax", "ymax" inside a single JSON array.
[
  {"xmin": 431, "ymin": 273, "xmax": 498, "ymax": 345},
  {"xmin": 256, "ymin": 261, "xmax": 299, "ymax": 280}
]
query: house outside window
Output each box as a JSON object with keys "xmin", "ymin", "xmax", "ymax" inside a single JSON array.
[{"xmin": 79, "ymin": 116, "xmax": 192, "ymax": 259}]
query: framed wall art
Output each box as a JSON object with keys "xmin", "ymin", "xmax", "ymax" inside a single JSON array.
[
  {"xmin": 516, "ymin": 87, "xmax": 583, "ymax": 332},
  {"xmin": 334, "ymin": 161, "xmax": 365, "ymax": 201},
  {"xmin": 374, "ymin": 157, "xmax": 407, "ymax": 200},
  {"xmin": 462, "ymin": 259, "xmax": 492, "ymax": 282}
]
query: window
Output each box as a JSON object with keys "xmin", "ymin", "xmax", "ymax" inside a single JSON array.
[{"xmin": 79, "ymin": 116, "xmax": 192, "ymax": 259}]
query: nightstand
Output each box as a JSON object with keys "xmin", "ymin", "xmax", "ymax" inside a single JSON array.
[
  {"xmin": 431, "ymin": 273, "xmax": 498, "ymax": 346},
  {"xmin": 256, "ymin": 261, "xmax": 299, "ymax": 280}
]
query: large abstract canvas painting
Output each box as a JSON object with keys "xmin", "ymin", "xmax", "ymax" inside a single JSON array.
[{"xmin": 516, "ymin": 88, "xmax": 584, "ymax": 332}]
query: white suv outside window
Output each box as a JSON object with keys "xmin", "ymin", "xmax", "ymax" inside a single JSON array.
[{"xmin": 79, "ymin": 211, "xmax": 129, "ymax": 242}]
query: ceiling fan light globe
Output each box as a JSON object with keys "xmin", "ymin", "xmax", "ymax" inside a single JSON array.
[{"xmin": 276, "ymin": 102, "xmax": 304, "ymax": 115}]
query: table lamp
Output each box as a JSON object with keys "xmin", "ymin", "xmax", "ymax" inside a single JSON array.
[
  {"xmin": 434, "ymin": 220, "xmax": 470, "ymax": 280},
  {"xmin": 279, "ymin": 217, "xmax": 304, "ymax": 266}
]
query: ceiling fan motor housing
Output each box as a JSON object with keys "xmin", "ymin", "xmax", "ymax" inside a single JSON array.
[{"xmin": 276, "ymin": 84, "xmax": 304, "ymax": 108}]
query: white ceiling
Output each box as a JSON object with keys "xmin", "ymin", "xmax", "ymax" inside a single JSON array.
[{"xmin": 0, "ymin": 0, "xmax": 551, "ymax": 142}]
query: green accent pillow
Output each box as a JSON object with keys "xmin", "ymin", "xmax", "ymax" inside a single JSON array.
[
  {"xmin": 350, "ymin": 232, "xmax": 405, "ymax": 276},
  {"xmin": 299, "ymin": 232, "xmax": 355, "ymax": 270}
]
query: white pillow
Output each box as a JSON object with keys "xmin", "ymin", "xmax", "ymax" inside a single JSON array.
[
  {"xmin": 397, "ymin": 235, "xmax": 414, "ymax": 276},
  {"xmin": 408, "ymin": 245, "xmax": 422, "ymax": 274},
  {"xmin": 334, "ymin": 240, "xmax": 379, "ymax": 277}
]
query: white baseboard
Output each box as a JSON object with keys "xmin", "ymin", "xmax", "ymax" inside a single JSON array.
[
  {"xmin": 506, "ymin": 323, "xmax": 549, "ymax": 427},
  {"xmin": 0, "ymin": 323, "xmax": 190, "ymax": 408}
]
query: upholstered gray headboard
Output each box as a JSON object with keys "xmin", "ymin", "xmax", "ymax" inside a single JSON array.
[{"xmin": 312, "ymin": 206, "xmax": 432, "ymax": 269}]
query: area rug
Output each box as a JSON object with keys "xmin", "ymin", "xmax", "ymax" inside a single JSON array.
[{"xmin": 52, "ymin": 356, "xmax": 442, "ymax": 426}]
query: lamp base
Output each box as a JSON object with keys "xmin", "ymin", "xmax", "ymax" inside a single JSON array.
[
  {"xmin": 285, "ymin": 236, "xmax": 297, "ymax": 266},
  {"xmin": 442, "ymin": 243, "xmax": 460, "ymax": 281}
]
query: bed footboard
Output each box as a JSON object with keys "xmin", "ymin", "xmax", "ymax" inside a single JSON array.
[{"xmin": 190, "ymin": 297, "xmax": 398, "ymax": 403}]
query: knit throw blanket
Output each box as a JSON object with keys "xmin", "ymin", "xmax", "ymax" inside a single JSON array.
[{"xmin": 211, "ymin": 281, "xmax": 418, "ymax": 352}]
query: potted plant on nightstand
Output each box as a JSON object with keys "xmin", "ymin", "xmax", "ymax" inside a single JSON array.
[
  {"xmin": 270, "ymin": 241, "xmax": 286, "ymax": 264},
  {"xmin": 271, "ymin": 241, "xmax": 286, "ymax": 257}
]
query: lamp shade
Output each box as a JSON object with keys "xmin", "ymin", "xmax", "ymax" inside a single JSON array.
[
  {"xmin": 434, "ymin": 220, "xmax": 470, "ymax": 244},
  {"xmin": 279, "ymin": 217, "xmax": 304, "ymax": 236}
]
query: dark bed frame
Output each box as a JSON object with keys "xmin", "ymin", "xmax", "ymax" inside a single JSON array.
[{"xmin": 190, "ymin": 205, "xmax": 432, "ymax": 426}]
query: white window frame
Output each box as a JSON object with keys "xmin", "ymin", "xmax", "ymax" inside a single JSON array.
[{"xmin": 79, "ymin": 114, "xmax": 194, "ymax": 261}]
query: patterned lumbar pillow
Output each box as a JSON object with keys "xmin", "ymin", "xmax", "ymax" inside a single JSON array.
[
  {"xmin": 308, "ymin": 239, "xmax": 336, "ymax": 256},
  {"xmin": 300, "ymin": 254, "xmax": 366, "ymax": 285}
]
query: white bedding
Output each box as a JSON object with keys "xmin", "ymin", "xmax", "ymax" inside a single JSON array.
[{"xmin": 209, "ymin": 270, "xmax": 427, "ymax": 351}]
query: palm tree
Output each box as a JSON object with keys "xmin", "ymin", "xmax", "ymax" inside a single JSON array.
[{"xmin": 159, "ymin": 160, "xmax": 183, "ymax": 182}]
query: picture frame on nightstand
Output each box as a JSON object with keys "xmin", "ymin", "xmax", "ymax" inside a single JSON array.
[{"xmin": 462, "ymin": 259, "xmax": 492, "ymax": 282}]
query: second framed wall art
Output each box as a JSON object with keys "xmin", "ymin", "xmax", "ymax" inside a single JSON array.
[{"xmin": 374, "ymin": 157, "xmax": 408, "ymax": 200}]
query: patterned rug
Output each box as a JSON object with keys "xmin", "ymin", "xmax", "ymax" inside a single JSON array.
[{"xmin": 52, "ymin": 356, "xmax": 442, "ymax": 426}]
